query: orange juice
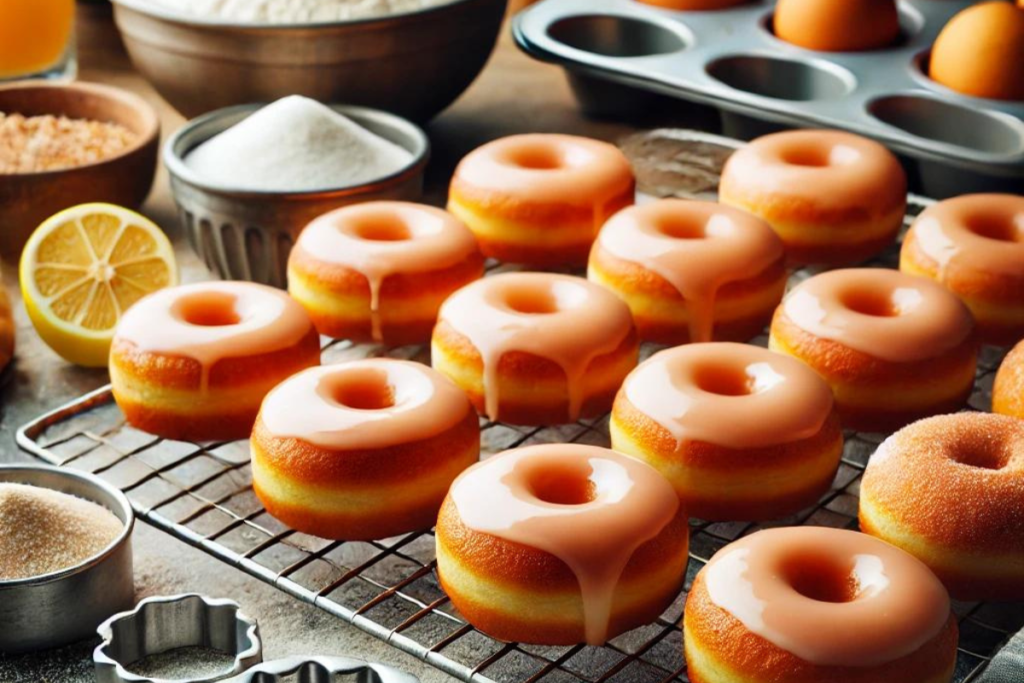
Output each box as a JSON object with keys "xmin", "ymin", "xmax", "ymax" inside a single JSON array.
[{"xmin": 0, "ymin": 0, "xmax": 75, "ymax": 79}]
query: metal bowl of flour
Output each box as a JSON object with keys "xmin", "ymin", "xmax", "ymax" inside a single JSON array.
[
  {"xmin": 0, "ymin": 464, "xmax": 134, "ymax": 654},
  {"xmin": 164, "ymin": 102, "xmax": 430, "ymax": 287},
  {"xmin": 108, "ymin": 0, "xmax": 508, "ymax": 121}
]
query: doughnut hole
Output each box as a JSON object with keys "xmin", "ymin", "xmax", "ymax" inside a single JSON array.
[
  {"xmin": 782, "ymin": 553, "xmax": 860, "ymax": 603},
  {"xmin": 503, "ymin": 143, "xmax": 565, "ymax": 171},
  {"xmin": 840, "ymin": 289, "xmax": 901, "ymax": 318},
  {"xmin": 176, "ymin": 291, "xmax": 241, "ymax": 327},
  {"xmin": 527, "ymin": 462, "xmax": 598, "ymax": 506},
  {"xmin": 349, "ymin": 213, "xmax": 413, "ymax": 242},
  {"xmin": 964, "ymin": 212, "xmax": 1024, "ymax": 244},
  {"xmin": 947, "ymin": 441, "xmax": 1011, "ymax": 471},
  {"xmin": 502, "ymin": 280, "xmax": 589, "ymax": 315},
  {"xmin": 779, "ymin": 142, "xmax": 860, "ymax": 168},
  {"xmin": 693, "ymin": 363, "xmax": 753, "ymax": 397},
  {"xmin": 654, "ymin": 212, "xmax": 707, "ymax": 240},
  {"xmin": 504, "ymin": 288, "xmax": 561, "ymax": 315},
  {"xmin": 328, "ymin": 370, "xmax": 396, "ymax": 411}
]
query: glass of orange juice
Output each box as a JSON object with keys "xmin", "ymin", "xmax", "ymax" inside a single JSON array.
[{"xmin": 0, "ymin": 0, "xmax": 76, "ymax": 81}]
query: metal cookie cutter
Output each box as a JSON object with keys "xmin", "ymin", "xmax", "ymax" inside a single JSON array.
[
  {"xmin": 94, "ymin": 594, "xmax": 262, "ymax": 683},
  {"xmin": 224, "ymin": 656, "xmax": 419, "ymax": 683}
]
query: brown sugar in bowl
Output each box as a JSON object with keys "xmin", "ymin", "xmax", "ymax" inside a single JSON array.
[{"xmin": 0, "ymin": 81, "xmax": 159, "ymax": 260}]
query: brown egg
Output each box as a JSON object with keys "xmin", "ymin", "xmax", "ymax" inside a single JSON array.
[
  {"xmin": 634, "ymin": 0, "xmax": 748, "ymax": 9},
  {"xmin": 930, "ymin": 1, "xmax": 1024, "ymax": 101},
  {"xmin": 774, "ymin": 0, "xmax": 900, "ymax": 52}
]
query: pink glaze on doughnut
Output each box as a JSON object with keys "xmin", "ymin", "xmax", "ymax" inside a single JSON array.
[
  {"xmin": 436, "ymin": 273, "xmax": 635, "ymax": 421},
  {"xmin": 594, "ymin": 200, "xmax": 785, "ymax": 343},
  {"xmin": 781, "ymin": 269, "xmax": 974, "ymax": 363},
  {"xmin": 452, "ymin": 134, "xmax": 635, "ymax": 231},
  {"xmin": 909, "ymin": 194, "xmax": 1024, "ymax": 278},
  {"xmin": 449, "ymin": 444, "xmax": 680, "ymax": 645},
  {"xmin": 259, "ymin": 359, "xmax": 472, "ymax": 450},
  {"xmin": 292, "ymin": 202, "xmax": 480, "ymax": 342},
  {"xmin": 622, "ymin": 342, "xmax": 833, "ymax": 450},
  {"xmin": 114, "ymin": 281, "xmax": 314, "ymax": 392},
  {"xmin": 704, "ymin": 527, "xmax": 950, "ymax": 667}
]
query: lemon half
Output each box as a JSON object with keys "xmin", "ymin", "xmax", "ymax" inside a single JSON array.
[{"xmin": 20, "ymin": 203, "xmax": 178, "ymax": 367}]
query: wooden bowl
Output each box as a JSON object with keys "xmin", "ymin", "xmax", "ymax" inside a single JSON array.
[{"xmin": 0, "ymin": 81, "xmax": 159, "ymax": 261}]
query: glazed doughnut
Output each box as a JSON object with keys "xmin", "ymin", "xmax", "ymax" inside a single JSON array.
[
  {"xmin": 773, "ymin": 0, "xmax": 901, "ymax": 52},
  {"xmin": 251, "ymin": 359, "xmax": 479, "ymax": 541},
  {"xmin": 900, "ymin": 194, "xmax": 1024, "ymax": 346},
  {"xmin": 436, "ymin": 444, "xmax": 688, "ymax": 645},
  {"xmin": 448, "ymin": 134, "xmax": 635, "ymax": 267},
  {"xmin": 719, "ymin": 130, "xmax": 907, "ymax": 266},
  {"xmin": 769, "ymin": 268, "xmax": 977, "ymax": 432},
  {"xmin": 860, "ymin": 413, "xmax": 1024, "ymax": 601},
  {"xmin": 110, "ymin": 281, "xmax": 320, "ymax": 442},
  {"xmin": 994, "ymin": 339, "xmax": 1024, "ymax": 419},
  {"xmin": 431, "ymin": 273, "xmax": 639, "ymax": 425},
  {"xmin": 684, "ymin": 527, "xmax": 958, "ymax": 683},
  {"xmin": 588, "ymin": 200, "xmax": 786, "ymax": 345},
  {"xmin": 288, "ymin": 202, "xmax": 484, "ymax": 346},
  {"xmin": 611, "ymin": 343, "xmax": 843, "ymax": 521}
]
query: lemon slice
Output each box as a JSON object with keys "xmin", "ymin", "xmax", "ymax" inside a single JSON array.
[{"xmin": 20, "ymin": 203, "xmax": 178, "ymax": 367}]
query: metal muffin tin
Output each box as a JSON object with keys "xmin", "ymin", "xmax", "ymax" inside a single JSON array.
[
  {"xmin": 513, "ymin": 0, "xmax": 1024, "ymax": 198},
  {"xmin": 0, "ymin": 464, "xmax": 135, "ymax": 654}
]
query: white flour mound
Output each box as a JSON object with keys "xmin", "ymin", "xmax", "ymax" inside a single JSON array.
[
  {"xmin": 144, "ymin": 0, "xmax": 454, "ymax": 22},
  {"xmin": 185, "ymin": 95, "xmax": 414, "ymax": 192}
]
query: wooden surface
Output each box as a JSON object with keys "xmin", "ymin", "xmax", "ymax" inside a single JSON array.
[{"xmin": 0, "ymin": 4, "xmax": 715, "ymax": 681}]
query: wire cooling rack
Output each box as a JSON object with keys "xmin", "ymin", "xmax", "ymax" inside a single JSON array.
[{"xmin": 17, "ymin": 131, "xmax": 1024, "ymax": 683}]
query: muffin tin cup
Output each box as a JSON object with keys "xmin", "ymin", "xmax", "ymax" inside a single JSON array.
[
  {"xmin": 164, "ymin": 103, "xmax": 430, "ymax": 288},
  {"xmin": 0, "ymin": 464, "xmax": 135, "ymax": 654},
  {"xmin": 513, "ymin": 0, "xmax": 1024, "ymax": 198}
]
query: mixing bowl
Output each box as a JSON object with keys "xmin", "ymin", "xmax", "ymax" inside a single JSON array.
[
  {"xmin": 164, "ymin": 103, "xmax": 430, "ymax": 287},
  {"xmin": 109, "ymin": 0, "xmax": 508, "ymax": 121}
]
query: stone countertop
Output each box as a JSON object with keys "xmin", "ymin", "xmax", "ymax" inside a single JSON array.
[{"xmin": 0, "ymin": 6, "xmax": 712, "ymax": 682}]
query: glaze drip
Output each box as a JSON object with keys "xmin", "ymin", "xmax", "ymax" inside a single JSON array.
[
  {"xmin": 259, "ymin": 359, "xmax": 471, "ymax": 450},
  {"xmin": 293, "ymin": 202, "xmax": 480, "ymax": 342},
  {"xmin": 781, "ymin": 268, "xmax": 974, "ymax": 363},
  {"xmin": 114, "ymin": 281, "xmax": 314, "ymax": 393},
  {"xmin": 596, "ymin": 200, "xmax": 784, "ymax": 342},
  {"xmin": 623, "ymin": 343, "xmax": 833, "ymax": 450},
  {"xmin": 704, "ymin": 527, "xmax": 950, "ymax": 667},
  {"xmin": 449, "ymin": 444, "xmax": 679, "ymax": 645},
  {"xmin": 437, "ymin": 273, "xmax": 634, "ymax": 421}
]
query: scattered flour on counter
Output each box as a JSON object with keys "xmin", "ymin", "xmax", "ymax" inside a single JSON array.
[
  {"xmin": 142, "ymin": 0, "xmax": 455, "ymax": 23},
  {"xmin": 185, "ymin": 95, "xmax": 414, "ymax": 192}
]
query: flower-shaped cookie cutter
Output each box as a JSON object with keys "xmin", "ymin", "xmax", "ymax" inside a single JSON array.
[
  {"xmin": 94, "ymin": 593, "xmax": 262, "ymax": 683},
  {"xmin": 223, "ymin": 656, "xmax": 420, "ymax": 683}
]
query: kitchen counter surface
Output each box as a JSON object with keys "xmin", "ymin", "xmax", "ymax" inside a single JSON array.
[{"xmin": 0, "ymin": 5, "xmax": 711, "ymax": 682}]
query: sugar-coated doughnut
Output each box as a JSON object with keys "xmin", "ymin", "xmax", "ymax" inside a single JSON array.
[
  {"xmin": 436, "ymin": 444, "xmax": 688, "ymax": 645},
  {"xmin": 900, "ymin": 194, "xmax": 1024, "ymax": 346},
  {"xmin": 448, "ymin": 134, "xmax": 635, "ymax": 267},
  {"xmin": 994, "ymin": 339, "xmax": 1024, "ymax": 419},
  {"xmin": 251, "ymin": 359, "xmax": 479, "ymax": 541},
  {"xmin": 288, "ymin": 202, "xmax": 484, "ymax": 346},
  {"xmin": 773, "ymin": 0, "xmax": 901, "ymax": 52},
  {"xmin": 431, "ymin": 272, "xmax": 639, "ymax": 425},
  {"xmin": 860, "ymin": 413, "xmax": 1024, "ymax": 601},
  {"xmin": 719, "ymin": 130, "xmax": 907, "ymax": 266},
  {"xmin": 588, "ymin": 200, "xmax": 786, "ymax": 345},
  {"xmin": 110, "ymin": 281, "xmax": 320, "ymax": 442},
  {"xmin": 685, "ymin": 527, "xmax": 958, "ymax": 683},
  {"xmin": 611, "ymin": 343, "xmax": 843, "ymax": 521},
  {"xmin": 769, "ymin": 269, "xmax": 977, "ymax": 432}
]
